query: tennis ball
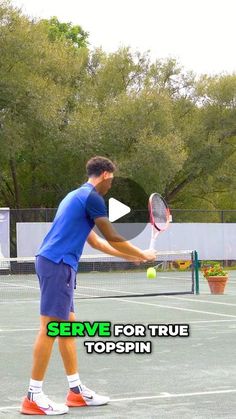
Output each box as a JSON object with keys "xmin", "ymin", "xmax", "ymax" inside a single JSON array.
[{"xmin": 146, "ymin": 267, "xmax": 156, "ymax": 279}]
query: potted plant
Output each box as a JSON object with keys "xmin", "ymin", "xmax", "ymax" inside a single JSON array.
[{"xmin": 202, "ymin": 263, "xmax": 228, "ymax": 294}]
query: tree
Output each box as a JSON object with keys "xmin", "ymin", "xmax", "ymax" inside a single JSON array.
[
  {"xmin": 1, "ymin": 1, "xmax": 236, "ymax": 214},
  {"xmin": 0, "ymin": 2, "xmax": 88, "ymax": 207},
  {"xmin": 41, "ymin": 16, "xmax": 89, "ymax": 49},
  {"xmin": 166, "ymin": 74, "xmax": 236, "ymax": 210}
]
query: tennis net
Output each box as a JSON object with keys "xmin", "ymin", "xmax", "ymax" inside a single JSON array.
[{"xmin": 0, "ymin": 250, "xmax": 197, "ymax": 301}]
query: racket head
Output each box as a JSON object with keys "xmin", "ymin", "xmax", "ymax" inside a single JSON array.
[{"xmin": 148, "ymin": 193, "xmax": 171, "ymax": 232}]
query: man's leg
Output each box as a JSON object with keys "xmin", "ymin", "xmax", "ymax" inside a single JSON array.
[
  {"xmin": 58, "ymin": 311, "xmax": 78, "ymax": 375},
  {"xmin": 60, "ymin": 312, "xmax": 110, "ymax": 407},
  {"xmin": 31, "ymin": 315, "xmax": 57, "ymax": 380},
  {"xmin": 58, "ymin": 312, "xmax": 83, "ymax": 396},
  {"xmin": 20, "ymin": 315, "xmax": 69, "ymax": 415}
]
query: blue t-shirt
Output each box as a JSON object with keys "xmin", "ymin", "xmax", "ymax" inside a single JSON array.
[{"xmin": 37, "ymin": 182, "xmax": 107, "ymax": 271}]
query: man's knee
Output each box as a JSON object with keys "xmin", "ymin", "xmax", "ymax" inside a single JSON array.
[
  {"xmin": 38, "ymin": 313, "xmax": 76, "ymax": 336},
  {"xmin": 69, "ymin": 312, "xmax": 76, "ymax": 322},
  {"xmin": 39, "ymin": 315, "xmax": 60, "ymax": 335}
]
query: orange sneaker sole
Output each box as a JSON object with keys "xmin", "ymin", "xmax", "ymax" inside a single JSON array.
[{"xmin": 20, "ymin": 397, "xmax": 45, "ymax": 415}]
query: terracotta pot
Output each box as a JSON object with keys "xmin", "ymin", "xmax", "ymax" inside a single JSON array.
[{"xmin": 206, "ymin": 276, "xmax": 228, "ymax": 294}]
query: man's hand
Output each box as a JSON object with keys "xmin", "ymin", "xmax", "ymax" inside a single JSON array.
[{"xmin": 142, "ymin": 249, "xmax": 156, "ymax": 262}]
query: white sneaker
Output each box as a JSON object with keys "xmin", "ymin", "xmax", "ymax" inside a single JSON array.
[
  {"xmin": 21, "ymin": 392, "xmax": 69, "ymax": 415},
  {"xmin": 66, "ymin": 384, "xmax": 110, "ymax": 407}
]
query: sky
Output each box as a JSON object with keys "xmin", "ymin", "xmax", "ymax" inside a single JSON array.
[{"xmin": 11, "ymin": 0, "xmax": 236, "ymax": 76}]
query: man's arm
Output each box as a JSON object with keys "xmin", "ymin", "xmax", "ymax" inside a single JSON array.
[
  {"xmin": 94, "ymin": 217, "xmax": 155, "ymax": 262},
  {"xmin": 87, "ymin": 230, "xmax": 141, "ymax": 261}
]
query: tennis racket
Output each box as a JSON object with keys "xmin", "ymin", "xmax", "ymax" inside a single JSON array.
[{"xmin": 148, "ymin": 193, "xmax": 171, "ymax": 250}]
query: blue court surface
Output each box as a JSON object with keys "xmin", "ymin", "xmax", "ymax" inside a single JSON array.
[{"xmin": 0, "ymin": 273, "xmax": 235, "ymax": 418}]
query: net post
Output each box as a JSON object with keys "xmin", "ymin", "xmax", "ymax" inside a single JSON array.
[{"xmin": 194, "ymin": 250, "xmax": 200, "ymax": 294}]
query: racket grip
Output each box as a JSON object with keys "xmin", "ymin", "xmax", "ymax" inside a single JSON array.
[{"xmin": 149, "ymin": 236, "xmax": 157, "ymax": 250}]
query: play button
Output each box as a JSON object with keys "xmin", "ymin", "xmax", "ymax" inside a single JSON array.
[
  {"xmin": 108, "ymin": 198, "xmax": 131, "ymax": 222},
  {"xmin": 87, "ymin": 176, "xmax": 149, "ymax": 241}
]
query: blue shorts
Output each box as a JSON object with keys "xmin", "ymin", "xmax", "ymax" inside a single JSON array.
[{"xmin": 35, "ymin": 255, "xmax": 76, "ymax": 320}]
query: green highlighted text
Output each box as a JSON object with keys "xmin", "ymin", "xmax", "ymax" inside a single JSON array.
[{"xmin": 47, "ymin": 321, "xmax": 111, "ymax": 337}]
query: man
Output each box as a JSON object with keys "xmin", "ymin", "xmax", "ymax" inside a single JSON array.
[{"xmin": 21, "ymin": 156, "xmax": 155, "ymax": 415}]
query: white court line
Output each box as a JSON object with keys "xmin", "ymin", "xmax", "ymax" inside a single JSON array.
[
  {"xmin": 0, "ymin": 300, "xmax": 39, "ymax": 304},
  {"xmin": 163, "ymin": 296, "xmax": 236, "ymax": 307},
  {"xmin": 3, "ymin": 294, "xmax": 233, "ymax": 320},
  {"xmin": 161, "ymin": 276, "xmax": 189, "ymax": 280},
  {"xmin": 1, "ymin": 388, "xmax": 236, "ymax": 411},
  {"xmin": 0, "ymin": 293, "xmax": 102, "ymax": 303},
  {"xmin": 0, "ymin": 406, "xmax": 20, "ymax": 411},
  {"xmin": 1, "ymin": 318, "xmax": 236, "ymax": 333},
  {"xmin": 0, "ymin": 328, "xmax": 38, "ymax": 332},
  {"xmin": 110, "ymin": 388, "xmax": 236, "ymax": 402},
  {"xmin": 75, "ymin": 286, "xmax": 143, "ymax": 295},
  {"xmin": 189, "ymin": 319, "xmax": 236, "ymax": 324},
  {"xmin": 113, "ymin": 298, "xmax": 236, "ymax": 318},
  {"xmin": 1, "ymin": 281, "xmax": 39, "ymax": 290}
]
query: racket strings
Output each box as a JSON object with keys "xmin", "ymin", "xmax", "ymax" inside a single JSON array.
[{"xmin": 151, "ymin": 195, "xmax": 168, "ymax": 226}]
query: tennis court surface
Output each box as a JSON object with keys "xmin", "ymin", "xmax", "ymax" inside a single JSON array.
[{"xmin": 0, "ymin": 261, "xmax": 236, "ymax": 418}]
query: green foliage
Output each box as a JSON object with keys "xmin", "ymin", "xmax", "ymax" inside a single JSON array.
[
  {"xmin": 202, "ymin": 263, "xmax": 228, "ymax": 278},
  {"xmin": 0, "ymin": 2, "xmax": 88, "ymax": 207},
  {"xmin": 0, "ymin": 1, "xmax": 236, "ymax": 213},
  {"xmin": 41, "ymin": 16, "xmax": 89, "ymax": 49}
]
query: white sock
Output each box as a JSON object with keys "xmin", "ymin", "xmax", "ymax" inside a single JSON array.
[
  {"xmin": 28, "ymin": 379, "xmax": 43, "ymax": 400},
  {"xmin": 67, "ymin": 373, "xmax": 82, "ymax": 392}
]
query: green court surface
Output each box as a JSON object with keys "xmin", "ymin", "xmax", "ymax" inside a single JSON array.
[{"xmin": 0, "ymin": 274, "xmax": 236, "ymax": 418}]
